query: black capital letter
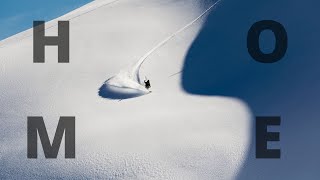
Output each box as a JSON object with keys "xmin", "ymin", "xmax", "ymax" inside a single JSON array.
[
  {"xmin": 33, "ymin": 21, "xmax": 70, "ymax": 63},
  {"xmin": 256, "ymin": 116, "xmax": 281, "ymax": 159},
  {"xmin": 247, "ymin": 20, "xmax": 287, "ymax": 63},
  {"xmin": 27, "ymin": 116, "xmax": 75, "ymax": 159}
]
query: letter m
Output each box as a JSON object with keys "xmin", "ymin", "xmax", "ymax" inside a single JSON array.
[{"xmin": 28, "ymin": 116, "xmax": 75, "ymax": 159}]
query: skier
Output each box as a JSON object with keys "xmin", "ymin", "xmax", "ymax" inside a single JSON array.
[{"xmin": 144, "ymin": 79, "xmax": 151, "ymax": 90}]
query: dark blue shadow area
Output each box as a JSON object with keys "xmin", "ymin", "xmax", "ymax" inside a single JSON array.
[
  {"xmin": 182, "ymin": 0, "xmax": 320, "ymax": 179},
  {"xmin": 0, "ymin": 0, "xmax": 92, "ymax": 40}
]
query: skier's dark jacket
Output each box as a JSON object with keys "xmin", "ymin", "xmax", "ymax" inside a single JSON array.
[{"xmin": 144, "ymin": 80, "xmax": 151, "ymax": 89}]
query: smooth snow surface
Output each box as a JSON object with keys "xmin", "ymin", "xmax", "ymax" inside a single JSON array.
[
  {"xmin": 99, "ymin": 0, "xmax": 222, "ymax": 100},
  {"xmin": 0, "ymin": 0, "xmax": 252, "ymax": 179}
]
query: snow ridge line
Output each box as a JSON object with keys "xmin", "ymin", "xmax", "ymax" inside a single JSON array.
[
  {"xmin": 132, "ymin": 0, "xmax": 223, "ymax": 84},
  {"xmin": 0, "ymin": 0, "xmax": 121, "ymax": 48}
]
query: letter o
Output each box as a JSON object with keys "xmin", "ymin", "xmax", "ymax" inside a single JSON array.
[{"xmin": 247, "ymin": 20, "xmax": 288, "ymax": 63}]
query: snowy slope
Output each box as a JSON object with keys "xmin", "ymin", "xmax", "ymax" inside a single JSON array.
[{"xmin": 0, "ymin": 0, "xmax": 251, "ymax": 179}]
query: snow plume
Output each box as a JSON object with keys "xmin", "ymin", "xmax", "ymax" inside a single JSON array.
[{"xmin": 99, "ymin": 0, "xmax": 222, "ymax": 100}]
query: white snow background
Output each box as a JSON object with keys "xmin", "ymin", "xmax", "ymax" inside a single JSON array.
[{"xmin": 1, "ymin": 0, "xmax": 253, "ymax": 179}]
